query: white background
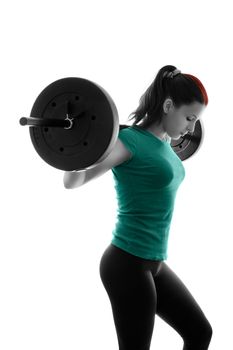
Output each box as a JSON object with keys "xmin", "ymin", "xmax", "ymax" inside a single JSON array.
[{"xmin": 1, "ymin": 1, "xmax": 232, "ymax": 349}]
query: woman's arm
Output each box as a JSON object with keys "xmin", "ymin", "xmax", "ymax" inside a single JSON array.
[
  {"xmin": 63, "ymin": 170, "xmax": 86, "ymax": 189},
  {"xmin": 63, "ymin": 138, "xmax": 132, "ymax": 189}
]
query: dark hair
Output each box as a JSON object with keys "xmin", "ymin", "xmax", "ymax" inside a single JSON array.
[{"xmin": 127, "ymin": 65, "xmax": 208, "ymax": 128}]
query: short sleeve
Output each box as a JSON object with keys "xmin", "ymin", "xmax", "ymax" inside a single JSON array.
[{"xmin": 116, "ymin": 128, "xmax": 137, "ymax": 166}]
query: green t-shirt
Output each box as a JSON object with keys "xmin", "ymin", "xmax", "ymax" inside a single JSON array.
[{"xmin": 111, "ymin": 125, "xmax": 185, "ymax": 261}]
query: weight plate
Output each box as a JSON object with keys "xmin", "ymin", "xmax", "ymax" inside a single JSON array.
[
  {"xmin": 29, "ymin": 77, "xmax": 119, "ymax": 171},
  {"xmin": 170, "ymin": 119, "xmax": 204, "ymax": 161}
]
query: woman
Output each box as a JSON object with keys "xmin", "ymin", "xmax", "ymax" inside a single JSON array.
[{"xmin": 64, "ymin": 65, "xmax": 213, "ymax": 350}]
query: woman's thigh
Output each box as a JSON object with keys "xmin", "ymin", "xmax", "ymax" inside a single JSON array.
[
  {"xmin": 99, "ymin": 244, "xmax": 160, "ymax": 349},
  {"xmin": 153, "ymin": 262, "xmax": 213, "ymax": 347}
]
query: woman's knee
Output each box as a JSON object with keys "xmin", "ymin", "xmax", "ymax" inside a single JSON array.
[
  {"xmin": 184, "ymin": 319, "xmax": 213, "ymax": 349},
  {"xmin": 198, "ymin": 320, "xmax": 213, "ymax": 344}
]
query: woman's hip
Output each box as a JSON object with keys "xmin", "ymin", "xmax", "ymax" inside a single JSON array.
[{"xmin": 99, "ymin": 243, "xmax": 163, "ymax": 283}]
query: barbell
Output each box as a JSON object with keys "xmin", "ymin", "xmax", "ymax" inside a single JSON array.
[{"xmin": 19, "ymin": 77, "xmax": 204, "ymax": 171}]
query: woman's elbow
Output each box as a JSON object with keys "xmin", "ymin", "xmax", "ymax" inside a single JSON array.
[
  {"xmin": 63, "ymin": 171, "xmax": 86, "ymax": 189},
  {"xmin": 64, "ymin": 182, "xmax": 72, "ymax": 189}
]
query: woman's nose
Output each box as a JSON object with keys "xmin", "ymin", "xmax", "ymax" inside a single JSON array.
[{"xmin": 187, "ymin": 123, "xmax": 196, "ymax": 134}]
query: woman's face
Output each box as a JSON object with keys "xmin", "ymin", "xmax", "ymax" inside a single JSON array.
[{"xmin": 162, "ymin": 100, "xmax": 206, "ymax": 140}]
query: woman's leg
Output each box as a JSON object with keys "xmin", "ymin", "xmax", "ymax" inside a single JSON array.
[
  {"xmin": 99, "ymin": 244, "xmax": 162, "ymax": 350},
  {"xmin": 153, "ymin": 262, "xmax": 213, "ymax": 350}
]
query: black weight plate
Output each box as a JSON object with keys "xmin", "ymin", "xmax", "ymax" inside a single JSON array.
[
  {"xmin": 170, "ymin": 119, "xmax": 204, "ymax": 161},
  {"xmin": 29, "ymin": 77, "xmax": 119, "ymax": 171}
]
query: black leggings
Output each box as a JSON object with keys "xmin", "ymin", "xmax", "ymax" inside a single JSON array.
[{"xmin": 99, "ymin": 244, "xmax": 213, "ymax": 350}]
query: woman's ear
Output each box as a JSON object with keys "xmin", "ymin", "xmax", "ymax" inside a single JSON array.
[{"xmin": 163, "ymin": 98, "xmax": 174, "ymax": 114}]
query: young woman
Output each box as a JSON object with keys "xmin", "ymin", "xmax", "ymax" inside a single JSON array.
[{"xmin": 64, "ymin": 65, "xmax": 213, "ymax": 350}]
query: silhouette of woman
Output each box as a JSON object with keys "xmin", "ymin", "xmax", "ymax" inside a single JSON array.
[{"xmin": 99, "ymin": 65, "xmax": 213, "ymax": 350}]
